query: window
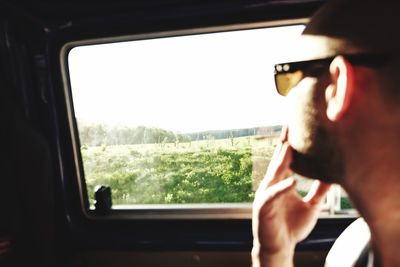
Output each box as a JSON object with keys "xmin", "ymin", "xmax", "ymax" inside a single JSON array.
[{"xmin": 65, "ymin": 23, "xmax": 354, "ymax": 218}]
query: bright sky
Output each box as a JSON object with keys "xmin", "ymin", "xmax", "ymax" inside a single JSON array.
[{"xmin": 68, "ymin": 25, "xmax": 304, "ymax": 133}]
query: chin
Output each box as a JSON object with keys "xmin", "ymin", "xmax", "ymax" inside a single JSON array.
[
  {"xmin": 288, "ymin": 126, "xmax": 344, "ymax": 184},
  {"xmin": 290, "ymin": 148, "xmax": 339, "ymax": 183}
]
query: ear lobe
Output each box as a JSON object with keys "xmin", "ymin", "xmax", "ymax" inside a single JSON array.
[{"xmin": 326, "ymin": 56, "xmax": 355, "ymax": 121}]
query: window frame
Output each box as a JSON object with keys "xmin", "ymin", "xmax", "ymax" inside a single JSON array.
[{"xmin": 61, "ymin": 18, "xmax": 357, "ymax": 221}]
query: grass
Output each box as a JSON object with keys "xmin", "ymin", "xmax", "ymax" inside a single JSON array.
[{"xmin": 81, "ymin": 135, "xmax": 352, "ymax": 210}]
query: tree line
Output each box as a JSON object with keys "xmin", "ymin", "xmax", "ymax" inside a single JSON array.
[
  {"xmin": 186, "ymin": 125, "xmax": 282, "ymax": 141},
  {"xmin": 77, "ymin": 121, "xmax": 282, "ymax": 147},
  {"xmin": 78, "ymin": 123, "xmax": 191, "ymax": 146}
]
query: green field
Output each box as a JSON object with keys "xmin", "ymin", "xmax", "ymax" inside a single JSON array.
[
  {"xmin": 81, "ymin": 135, "xmax": 352, "ymax": 210},
  {"xmin": 82, "ymin": 136, "xmax": 277, "ymax": 205}
]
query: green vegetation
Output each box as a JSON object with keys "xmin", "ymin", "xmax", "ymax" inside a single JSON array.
[
  {"xmin": 341, "ymin": 197, "xmax": 353, "ymax": 210},
  {"xmin": 80, "ymin": 125, "xmax": 353, "ymax": 211},
  {"xmin": 82, "ymin": 136, "xmax": 276, "ymax": 205}
]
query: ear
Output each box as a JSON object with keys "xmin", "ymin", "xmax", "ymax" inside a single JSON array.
[{"xmin": 325, "ymin": 56, "xmax": 355, "ymax": 121}]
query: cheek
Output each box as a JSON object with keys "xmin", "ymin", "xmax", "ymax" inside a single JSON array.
[{"xmin": 287, "ymin": 78, "xmax": 319, "ymax": 153}]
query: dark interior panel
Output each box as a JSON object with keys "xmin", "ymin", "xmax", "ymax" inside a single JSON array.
[
  {"xmin": 70, "ymin": 251, "xmax": 327, "ymax": 267},
  {"xmin": 0, "ymin": 1, "xmax": 357, "ymax": 266}
]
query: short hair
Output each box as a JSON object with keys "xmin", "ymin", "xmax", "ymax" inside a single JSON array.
[
  {"xmin": 304, "ymin": 0, "xmax": 400, "ymax": 102},
  {"xmin": 304, "ymin": 0, "xmax": 400, "ymax": 54}
]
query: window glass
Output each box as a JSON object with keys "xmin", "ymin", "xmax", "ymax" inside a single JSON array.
[{"xmin": 68, "ymin": 24, "xmax": 353, "ymax": 214}]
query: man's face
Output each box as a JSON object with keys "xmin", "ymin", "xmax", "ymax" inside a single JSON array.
[{"xmin": 286, "ymin": 71, "xmax": 344, "ymax": 183}]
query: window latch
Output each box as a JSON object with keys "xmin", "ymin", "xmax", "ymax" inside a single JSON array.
[{"xmin": 94, "ymin": 185, "xmax": 112, "ymax": 215}]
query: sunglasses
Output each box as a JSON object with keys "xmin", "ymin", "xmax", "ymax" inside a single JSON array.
[{"xmin": 274, "ymin": 54, "xmax": 387, "ymax": 96}]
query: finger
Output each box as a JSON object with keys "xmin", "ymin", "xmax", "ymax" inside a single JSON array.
[
  {"xmin": 303, "ymin": 180, "xmax": 331, "ymax": 204},
  {"xmin": 269, "ymin": 126, "xmax": 289, "ymax": 163},
  {"xmin": 267, "ymin": 143, "xmax": 293, "ymax": 184},
  {"xmin": 274, "ymin": 143, "xmax": 292, "ymax": 171},
  {"xmin": 280, "ymin": 125, "xmax": 288, "ymax": 142},
  {"xmin": 270, "ymin": 141, "xmax": 283, "ymax": 163},
  {"xmin": 258, "ymin": 143, "xmax": 293, "ymax": 191},
  {"xmin": 255, "ymin": 177, "xmax": 296, "ymax": 210}
]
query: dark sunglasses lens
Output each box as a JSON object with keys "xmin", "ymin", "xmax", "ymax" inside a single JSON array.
[{"xmin": 275, "ymin": 70, "xmax": 303, "ymax": 96}]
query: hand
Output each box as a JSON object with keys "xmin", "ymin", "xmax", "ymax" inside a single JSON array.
[{"xmin": 252, "ymin": 133, "xmax": 330, "ymax": 267}]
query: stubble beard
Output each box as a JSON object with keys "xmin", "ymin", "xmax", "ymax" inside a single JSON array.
[
  {"xmin": 290, "ymin": 124, "xmax": 344, "ymax": 183},
  {"xmin": 288, "ymin": 84, "xmax": 345, "ymax": 183}
]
